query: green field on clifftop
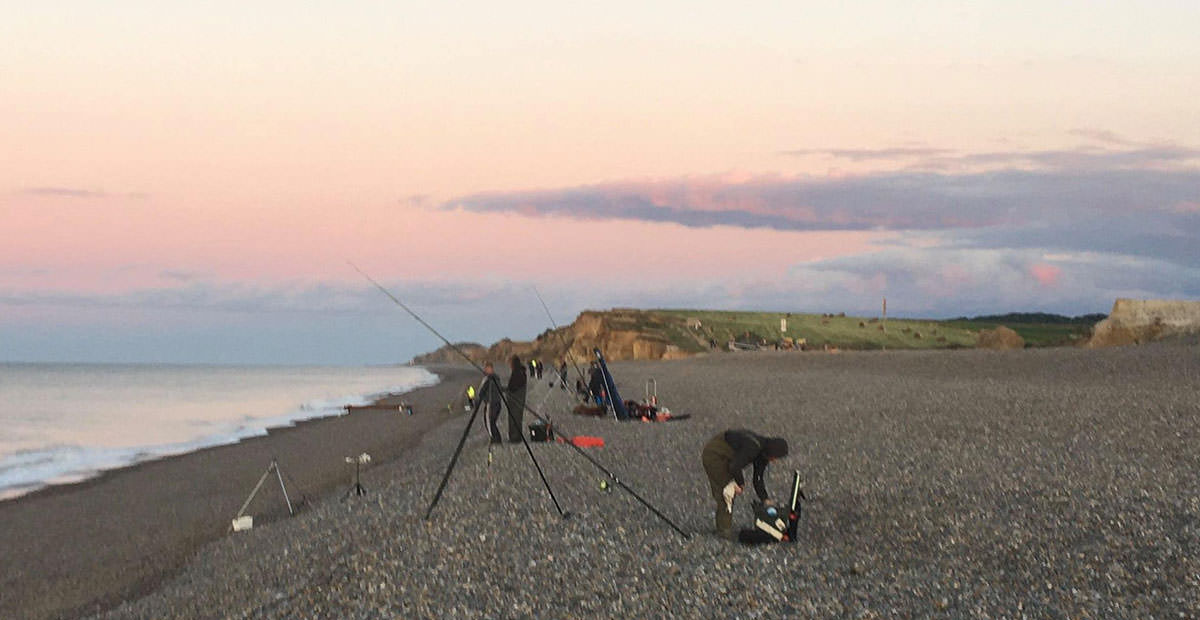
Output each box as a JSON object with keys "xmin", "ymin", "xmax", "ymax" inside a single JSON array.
[
  {"xmin": 651, "ymin": 309, "xmax": 975, "ymax": 350},
  {"xmin": 638, "ymin": 309, "xmax": 1092, "ymax": 351}
]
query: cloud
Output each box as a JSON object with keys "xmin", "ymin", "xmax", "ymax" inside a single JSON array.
[
  {"xmin": 1029, "ymin": 263, "xmax": 1061, "ymax": 287},
  {"xmin": 14, "ymin": 187, "xmax": 148, "ymax": 200},
  {"xmin": 1068, "ymin": 128, "xmax": 1141, "ymax": 147},
  {"xmin": 784, "ymin": 246, "xmax": 1200, "ymax": 317},
  {"xmin": 439, "ymin": 153, "xmax": 1200, "ymax": 315},
  {"xmin": 399, "ymin": 193, "xmax": 431, "ymax": 207},
  {"xmin": 19, "ymin": 187, "xmax": 110, "ymax": 199},
  {"xmin": 934, "ymin": 146, "xmax": 1200, "ymax": 171},
  {"xmin": 780, "ymin": 147, "xmax": 955, "ymax": 161},
  {"xmin": 779, "ymin": 134, "xmax": 1200, "ymax": 171},
  {"xmin": 0, "ymin": 278, "xmax": 523, "ymax": 316},
  {"xmin": 159, "ymin": 270, "xmax": 203, "ymax": 282},
  {"xmin": 444, "ymin": 167, "xmax": 1200, "ymax": 239}
]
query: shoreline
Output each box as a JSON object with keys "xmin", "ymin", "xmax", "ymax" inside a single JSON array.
[
  {"xmin": 95, "ymin": 343, "xmax": 1200, "ymax": 618},
  {"xmin": 0, "ymin": 364, "xmax": 479, "ymax": 620},
  {"xmin": 0, "ymin": 364, "xmax": 440, "ymax": 504}
]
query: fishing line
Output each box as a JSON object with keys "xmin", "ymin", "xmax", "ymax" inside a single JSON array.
[
  {"xmin": 348, "ymin": 262, "xmax": 564, "ymax": 519},
  {"xmin": 350, "ymin": 263, "xmax": 689, "ymax": 538},
  {"xmin": 532, "ymin": 286, "xmax": 589, "ymax": 391}
]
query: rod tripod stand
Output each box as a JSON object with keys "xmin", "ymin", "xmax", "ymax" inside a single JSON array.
[
  {"xmin": 427, "ymin": 374, "xmax": 567, "ymax": 520},
  {"xmin": 233, "ymin": 459, "xmax": 294, "ymax": 530},
  {"xmin": 342, "ymin": 456, "xmax": 368, "ymax": 500},
  {"xmin": 350, "ymin": 263, "xmax": 688, "ymax": 538}
]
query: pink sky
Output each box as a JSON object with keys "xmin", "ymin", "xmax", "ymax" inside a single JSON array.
[
  {"xmin": 3, "ymin": 2, "xmax": 1199, "ymax": 362},
  {"xmin": 0, "ymin": 191, "xmax": 891, "ymax": 292}
]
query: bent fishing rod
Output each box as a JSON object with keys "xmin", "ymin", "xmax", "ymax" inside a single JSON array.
[{"xmin": 350, "ymin": 263, "xmax": 689, "ymax": 539}]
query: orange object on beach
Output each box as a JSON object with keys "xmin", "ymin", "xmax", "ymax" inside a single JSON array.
[{"xmin": 570, "ymin": 436, "xmax": 604, "ymax": 448}]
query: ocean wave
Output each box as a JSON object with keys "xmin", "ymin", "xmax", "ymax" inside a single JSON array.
[{"xmin": 0, "ymin": 366, "xmax": 440, "ymax": 501}]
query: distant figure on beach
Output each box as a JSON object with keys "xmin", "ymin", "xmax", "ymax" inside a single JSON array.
[
  {"xmin": 587, "ymin": 362, "xmax": 605, "ymax": 405},
  {"xmin": 528, "ymin": 358, "xmax": 536, "ymax": 380},
  {"xmin": 558, "ymin": 361, "xmax": 568, "ymax": 390},
  {"xmin": 700, "ymin": 429, "xmax": 789, "ymax": 541},
  {"xmin": 476, "ymin": 362, "xmax": 504, "ymax": 443},
  {"xmin": 534, "ymin": 358, "xmax": 543, "ymax": 380},
  {"xmin": 506, "ymin": 355, "xmax": 528, "ymax": 443},
  {"xmin": 465, "ymin": 384, "xmax": 476, "ymax": 411}
]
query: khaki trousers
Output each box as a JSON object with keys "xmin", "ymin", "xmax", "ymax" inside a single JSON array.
[{"xmin": 701, "ymin": 434, "xmax": 736, "ymax": 539}]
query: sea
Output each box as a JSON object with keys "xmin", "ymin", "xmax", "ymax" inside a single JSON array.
[{"xmin": 0, "ymin": 363, "xmax": 438, "ymax": 501}]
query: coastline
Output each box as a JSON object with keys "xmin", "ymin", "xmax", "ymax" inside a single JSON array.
[
  {"xmin": 103, "ymin": 344, "xmax": 1200, "ymax": 618},
  {"xmin": 0, "ymin": 364, "xmax": 478, "ymax": 620},
  {"xmin": 5, "ymin": 345, "xmax": 1199, "ymax": 618}
]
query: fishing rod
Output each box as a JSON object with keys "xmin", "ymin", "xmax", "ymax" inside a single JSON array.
[
  {"xmin": 348, "ymin": 262, "xmax": 564, "ymax": 520},
  {"xmin": 532, "ymin": 286, "xmax": 589, "ymax": 392},
  {"xmin": 351, "ymin": 264, "xmax": 689, "ymax": 538},
  {"xmin": 528, "ymin": 290, "xmax": 691, "ymax": 536}
]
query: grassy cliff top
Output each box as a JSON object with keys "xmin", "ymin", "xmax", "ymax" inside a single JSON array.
[{"xmin": 637, "ymin": 309, "xmax": 1094, "ymax": 351}]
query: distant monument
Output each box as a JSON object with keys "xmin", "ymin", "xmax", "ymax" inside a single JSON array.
[{"xmin": 1088, "ymin": 299, "xmax": 1200, "ymax": 347}]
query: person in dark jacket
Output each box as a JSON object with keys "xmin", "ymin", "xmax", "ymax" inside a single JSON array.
[
  {"xmin": 506, "ymin": 355, "xmax": 528, "ymax": 442},
  {"xmin": 700, "ymin": 429, "xmax": 789, "ymax": 540},
  {"xmin": 475, "ymin": 362, "xmax": 504, "ymax": 443},
  {"xmin": 587, "ymin": 362, "xmax": 605, "ymax": 405}
]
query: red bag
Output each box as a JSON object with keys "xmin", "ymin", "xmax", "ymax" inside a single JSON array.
[{"xmin": 569, "ymin": 436, "xmax": 605, "ymax": 448}]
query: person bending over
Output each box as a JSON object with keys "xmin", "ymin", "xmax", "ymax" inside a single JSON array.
[{"xmin": 700, "ymin": 429, "xmax": 789, "ymax": 540}]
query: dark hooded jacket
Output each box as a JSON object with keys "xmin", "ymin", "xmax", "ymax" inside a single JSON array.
[
  {"xmin": 477, "ymin": 373, "xmax": 502, "ymax": 408},
  {"xmin": 724, "ymin": 429, "xmax": 773, "ymax": 501},
  {"xmin": 508, "ymin": 361, "xmax": 527, "ymax": 394}
]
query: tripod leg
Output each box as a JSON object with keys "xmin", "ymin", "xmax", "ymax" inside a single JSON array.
[
  {"xmin": 500, "ymin": 389, "xmax": 567, "ymax": 517},
  {"xmin": 425, "ymin": 396, "xmax": 483, "ymax": 519},
  {"xmin": 273, "ymin": 461, "xmax": 294, "ymax": 515},
  {"xmin": 236, "ymin": 467, "xmax": 274, "ymax": 519}
]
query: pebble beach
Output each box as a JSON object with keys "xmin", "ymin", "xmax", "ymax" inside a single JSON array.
[{"xmin": 5, "ymin": 343, "xmax": 1198, "ymax": 618}]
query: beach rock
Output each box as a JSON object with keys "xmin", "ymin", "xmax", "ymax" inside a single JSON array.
[{"xmin": 976, "ymin": 325, "xmax": 1024, "ymax": 349}]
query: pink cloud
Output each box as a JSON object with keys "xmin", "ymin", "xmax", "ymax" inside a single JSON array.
[
  {"xmin": 1, "ymin": 194, "xmax": 894, "ymax": 296},
  {"xmin": 1029, "ymin": 262, "xmax": 1061, "ymax": 287}
]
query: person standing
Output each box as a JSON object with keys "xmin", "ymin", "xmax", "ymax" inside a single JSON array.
[
  {"xmin": 506, "ymin": 354, "xmax": 528, "ymax": 443},
  {"xmin": 465, "ymin": 384, "xmax": 477, "ymax": 411},
  {"xmin": 587, "ymin": 362, "xmax": 605, "ymax": 406},
  {"xmin": 476, "ymin": 362, "xmax": 503, "ymax": 444},
  {"xmin": 558, "ymin": 360, "xmax": 568, "ymax": 391},
  {"xmin": 700, "ymin": 429, "xmax": 789, "ymax": 540}
]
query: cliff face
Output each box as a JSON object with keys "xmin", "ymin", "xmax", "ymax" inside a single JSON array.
[
  {"xmin": 1088, "ymin": 299, "xmax": 1200, "ymax": 347},
  {"xmin": 410, "ymin": 342, "xmax": 488, "ymax": 365},
  {"xmin": 410, "ymin": 310, "xmax": 689, "ymax": 365},
  {"xmin": 567, "ymin": 311, "xmax": 679, "ymax": 361}
]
